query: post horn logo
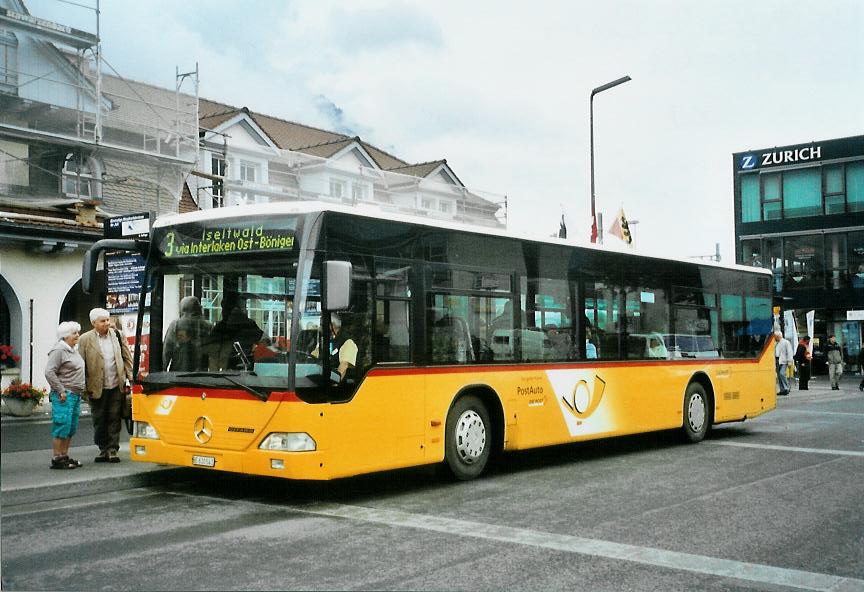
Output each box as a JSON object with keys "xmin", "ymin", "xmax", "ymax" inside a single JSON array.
[
  {"xmin": 561, "ymin": 376, "xmax": 606, "ymax": 419},
  {"xmin": 193, "ymin": 416, "xmax": 213, "ymax": 444}
]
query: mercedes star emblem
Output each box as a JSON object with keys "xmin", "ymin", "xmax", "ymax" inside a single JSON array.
[{"xmin": 193, "ymin": 416, "xmax": 213, "ymax": 444}]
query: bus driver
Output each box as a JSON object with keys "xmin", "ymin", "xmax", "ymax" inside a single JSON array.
[{"xmin": 313, "ymin": 313, "xmax": 358, "ymax": 382}]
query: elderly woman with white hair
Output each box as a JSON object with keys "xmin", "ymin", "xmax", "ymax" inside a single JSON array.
[{"xmin": 44, "ymin": 321, "xmax": 85, "ymax": 469}]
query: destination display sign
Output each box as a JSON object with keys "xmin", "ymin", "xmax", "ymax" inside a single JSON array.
[{"xmin": 158, "ymin": 220, "xmax": 298, "ymax": 258}]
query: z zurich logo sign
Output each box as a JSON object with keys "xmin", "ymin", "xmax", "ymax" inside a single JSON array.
[
  {"xmin": 193, "ymin": 416, "xmax": 213, "ymax": 444},
  {"xmin": 740, "ymin": 154, "xmax": 757, "ymax": 170}
]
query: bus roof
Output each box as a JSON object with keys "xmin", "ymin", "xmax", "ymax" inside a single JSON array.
[{"xmin": 152, "ymin": 201, "xmax": 771, "ymax": 277}]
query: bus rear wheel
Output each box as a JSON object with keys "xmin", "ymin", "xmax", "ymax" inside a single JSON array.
[
  {"xmin": 444, "ymin": 395, "xmax": 491, "ymax": 480},
  {"xmin": 682, "ymin": 382, "xmax": 711, "ymax": 443}
]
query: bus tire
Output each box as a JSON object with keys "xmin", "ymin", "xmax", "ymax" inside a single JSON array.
[
  {"xmin": 444, "ymin": 395, "xmax": 491, "ymax": 481},
  {"xmin": 682, "ymin": 382, "xmax": 710, "ymax": 443}
]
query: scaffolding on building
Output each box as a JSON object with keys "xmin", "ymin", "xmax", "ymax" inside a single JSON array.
[{"xmin": 0, "ymin": 1, "xmax": 198, "ymax": 214}]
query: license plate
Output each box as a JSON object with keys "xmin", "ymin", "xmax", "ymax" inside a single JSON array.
[{"xmin": 192, "ymin": 455, "xmax": 215, "ymax": 467}]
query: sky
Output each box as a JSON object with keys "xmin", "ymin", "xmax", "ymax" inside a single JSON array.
[{"xmin": 24, "ymin": 0, "xmax": 864, "ymax": 260}]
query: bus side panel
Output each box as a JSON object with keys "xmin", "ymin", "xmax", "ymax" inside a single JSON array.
[
  {"xmin": 713, "ymin": 346, "xmax": 776, "ymax": 423},
  {"xmin": 324, "ymin": 374, "xmax": 427, "ymax": 479}
]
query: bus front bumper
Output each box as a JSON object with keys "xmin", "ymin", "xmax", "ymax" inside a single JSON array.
[{"xmin": 129, "ymin": 437, "xmax": 331, "ymax": 480}]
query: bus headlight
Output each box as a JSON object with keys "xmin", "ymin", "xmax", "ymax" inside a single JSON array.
[
  {"xmin": 259, "ymin": 432, "xmax": 316, "ymax": 452},
  {"xmin": 134, "ymin": 421, "xmax": 160, "ymax": 440}
]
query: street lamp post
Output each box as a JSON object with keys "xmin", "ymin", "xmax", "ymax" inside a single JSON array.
[{"xmin": 590, "ymin": 75, "xmax": 631, "ymax": 243}]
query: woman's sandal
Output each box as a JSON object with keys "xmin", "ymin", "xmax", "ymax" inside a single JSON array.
[{"xmin": 50, "ymin": 455, "xmax": 81, "ymax": 470}]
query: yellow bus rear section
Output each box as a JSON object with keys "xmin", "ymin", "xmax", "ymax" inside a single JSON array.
[{"xmin": 130, "ymin": 347, "xmax": 775, "ymax": 480}]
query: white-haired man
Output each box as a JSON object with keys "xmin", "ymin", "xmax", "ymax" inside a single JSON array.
[
  {"xmin": 774, "ymin": 331, "xmax": 794, "ymax": 397},
  {"xmin": 78, "ymin": 308, "xmax": 133, "ymax": 463}
]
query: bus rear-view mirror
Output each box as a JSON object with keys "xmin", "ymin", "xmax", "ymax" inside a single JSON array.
[{"xmin": 325, "ymin": 260, "xmax": 352, "ymax": 310}]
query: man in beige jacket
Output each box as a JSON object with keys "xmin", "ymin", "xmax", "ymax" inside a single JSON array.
[{"xmin": 79, "ymin": 308, "xmax": 133, "ymax": 463}]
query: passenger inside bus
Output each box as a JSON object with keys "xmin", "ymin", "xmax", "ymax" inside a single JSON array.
[
  {"xmin": 647, "ymin": 335, "xmax": 668, "ymax": 359},
  {"xmin": 205, "ymin": 295, "xmax": 263, "ymax": 371},
  {"xmin": 163, "ymin": 296, "xmax": 211, "ymax": 371},
  {"xmin": 431, "ymin": 311, "xmax": 474, "ymax": 363}
]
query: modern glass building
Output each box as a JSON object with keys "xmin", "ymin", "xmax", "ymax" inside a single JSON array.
[{"xmin": 733, "ymin": 134, "xmax": 864, "ymax": 372}]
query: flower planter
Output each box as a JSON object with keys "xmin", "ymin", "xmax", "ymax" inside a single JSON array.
[{"xmin": 2, "ymin": 396, "xmax": 37, "ymax": 417}]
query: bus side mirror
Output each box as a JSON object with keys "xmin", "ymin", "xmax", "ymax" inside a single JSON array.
[
  {"xmin": 325, "ymin": 261, "xmax": 352, "ymax": 311},
  {"xmin": 82, "ymin": 239, "xmax": 148, "ymax": 294}
]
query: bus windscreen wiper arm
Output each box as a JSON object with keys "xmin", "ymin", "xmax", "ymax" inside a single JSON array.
[{"xmin": 176, "ymin": 372, "xmax": 269, "ymax": 402}]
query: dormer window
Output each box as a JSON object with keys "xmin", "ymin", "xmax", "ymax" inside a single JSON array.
[
  {"xmin": 62, "ymin": 152, "xmax": 101, "ymax": 200},
  {"xmin": 239, "ymin": 161, "xmax": 258, "ymax": 183},
  {"xmin": 330, "ymin": 178, "xmax": 346, "ymax": 199}
]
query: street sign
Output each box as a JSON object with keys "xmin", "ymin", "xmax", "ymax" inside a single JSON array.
[{"xmin": 104, "ymin": 212, "xmax": 151, "ymax": 314}]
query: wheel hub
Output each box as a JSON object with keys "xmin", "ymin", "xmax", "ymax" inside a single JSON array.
[
  {"xmin": 455, "ymin": 410, "xmax": 486, "ymax": 464},
  {"xmin": 688, "ymin": 393, "xmax": 706, "ymax": 432}
]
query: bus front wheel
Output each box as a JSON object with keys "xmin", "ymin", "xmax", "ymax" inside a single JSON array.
[
  {"xmin": 682, "ymin": 382, "xmax": 711, "ymax": 443},
  {"xmin": 444, "ymin": 395, "xmax": 491, "ymax": 480}
]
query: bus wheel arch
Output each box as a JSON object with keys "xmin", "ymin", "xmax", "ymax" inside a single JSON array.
[
  {"xmin": 442, "ymin": 385, "xmax": 504, "ymax": 480},
  {"xmin": 682, "ymin": 373, "xmax": 714, "ymax": 442}
]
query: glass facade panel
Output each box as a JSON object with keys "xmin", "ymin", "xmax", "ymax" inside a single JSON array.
[
  {"xmin": 785, "ymin": 235, "xmax": 824, "ymax": 289},
  {"xmin": 741, "ymin": 239, "xmax": 762, "ymax": 267},
  {"xmin": 847, "ymin": 162, "xmax": 864, "ymax": 213},
  {"xmin": 765, "ymin": 238, "xmax": 783, "ymax": 293},
  {"xmin": 849, "ymin": 231, "xmax": 864, "ymax": 289},
  {"xmin": 825, "ymin": 234, "xmax": 847, "ymax": 290},
  {"xmin": 762, "ymin": 173, "xmax": 781, "ymax": 200},
  {"xmin": 763, "ymin": 201, "xmax": 782, "ymax": 220},
  {"xmin": 741, "ymin": 174, "xmax": 760, "ymax": 222},
  {"xmin": 783, "ymin": 168, "xmax": 822, "ymax": 218},
  {"xmin": 824, "ymin": 165, "xmax": 844, "ymax": 194}
]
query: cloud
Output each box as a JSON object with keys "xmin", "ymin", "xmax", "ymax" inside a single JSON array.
[{"xmin": 22, "ymin": 0, "xmax": 864, "ymax": 259}]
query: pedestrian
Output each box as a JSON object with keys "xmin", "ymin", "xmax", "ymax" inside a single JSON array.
[
  {"xmin": 773, "ymin": 331, "xmax": 794, "ymax": 396},
  {"xmin": 825, "ymin": 335, "xmax": 843, "ymax": 390},
  {"xmin": 78, "ymin": 308, "xmax": 133, "ymax": 463},
  {"xmin": 794, "ymin": 336, "xmax": 812, "ymax": 391},
  {"xmin": 859, "ymin": 347, "xmax": 864, "ymax": 392},
  {"xmin": 43, "ymin": 321, "xmax": 85, "ymax": 470}
]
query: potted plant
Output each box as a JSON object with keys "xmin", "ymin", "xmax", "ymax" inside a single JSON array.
[
  {"xmin": 1, "ymin": 379, "xmax": 47, "ymax": 417},
  {"xmin": 0, "ymin": 344, "xmax": 21, "ymax": 369}
]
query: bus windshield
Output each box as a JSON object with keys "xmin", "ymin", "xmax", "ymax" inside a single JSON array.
[
  {"xmin": 141, "ymin": 256, "xmax": 323, "ymax": 395},
  {"xmin": 140, "ymin": 215, "xmax": 332, "ymax": 395}
]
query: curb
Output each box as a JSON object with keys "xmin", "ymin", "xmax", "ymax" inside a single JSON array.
[{"xmin": 2, "ymin": 467, "xmax": 185, "ymax": 507}]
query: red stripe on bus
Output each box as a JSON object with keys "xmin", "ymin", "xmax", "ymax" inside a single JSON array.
[{"xmin": 367, "ymin": 351, "xmax": 770, "ymax": 377}]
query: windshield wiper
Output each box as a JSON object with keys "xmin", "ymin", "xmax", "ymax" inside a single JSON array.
[{"xmin": 176, "ymin": 372, "xmax": 269, "ymax": 402}]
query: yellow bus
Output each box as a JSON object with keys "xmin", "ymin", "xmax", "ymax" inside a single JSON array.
[{"xmin": 83, "ymin": 202, "xmax": 776, "ymax": 481}]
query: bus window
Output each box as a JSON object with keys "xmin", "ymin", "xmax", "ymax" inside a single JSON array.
[
  {"xmin": 374, "ymin": 260, "xmax": 412, "ymax": 363},
  {"xmin": 584, "ymin": 280, "xmax": 622, "ymax": 359}
]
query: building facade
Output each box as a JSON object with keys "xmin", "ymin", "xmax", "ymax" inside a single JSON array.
[
  {"xmin": 733, "ymin": 134, "xmax": 864, "ymax": 372},
  {"xmin": 0, "ymin": 0, "xmax": 197, "ymax": 392}
]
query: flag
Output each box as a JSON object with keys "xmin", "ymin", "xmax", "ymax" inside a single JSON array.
[
  {"xmin": 590, "ymin": 215, "xmax": 598, "ymax": 243},
  {"xmin": 608, "ymin": 207, "xmax": 632, "ymax": 244},
  {"xmin": 558, "ymin": 214, "xmax": 567, "ymax": 239}
]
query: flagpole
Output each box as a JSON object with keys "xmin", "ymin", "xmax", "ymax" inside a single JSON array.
[{"xmin": 589, "ymin": 75, "xmax": 631, "ymax": 244}]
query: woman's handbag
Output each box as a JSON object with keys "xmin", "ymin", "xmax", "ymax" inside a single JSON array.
[{"xmin": 122, "ymin": 391, "xmax": 133, "ymax": 435}]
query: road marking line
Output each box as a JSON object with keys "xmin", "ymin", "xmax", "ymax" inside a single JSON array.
[
  {"xmin": 712, "ymin": 441, "xmax": 864, "ymax": 457},
  {"xmin": 1, "ymin": 489, "xmax": 161, "ymax": 517},
  {"xmin": 293, "ymin": 502, "xmax": 861, "ymax": 592},
  {"xmin": 778, "ymin": 409, "xmax": 864, "ymax": 417}
]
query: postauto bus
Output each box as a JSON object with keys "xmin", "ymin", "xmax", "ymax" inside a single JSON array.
[{"xmin": 83, "ymin": 202, "xmax": 776, "ymax": 481}]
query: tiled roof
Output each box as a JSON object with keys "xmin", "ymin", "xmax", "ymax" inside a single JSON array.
[
  {"xmin": 388, "ymin": 160, "xmax": 446, "ymax": 179},
  {"xmin": 197, "ymin": 97, "xmax": 415, "ymax": 171}
]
